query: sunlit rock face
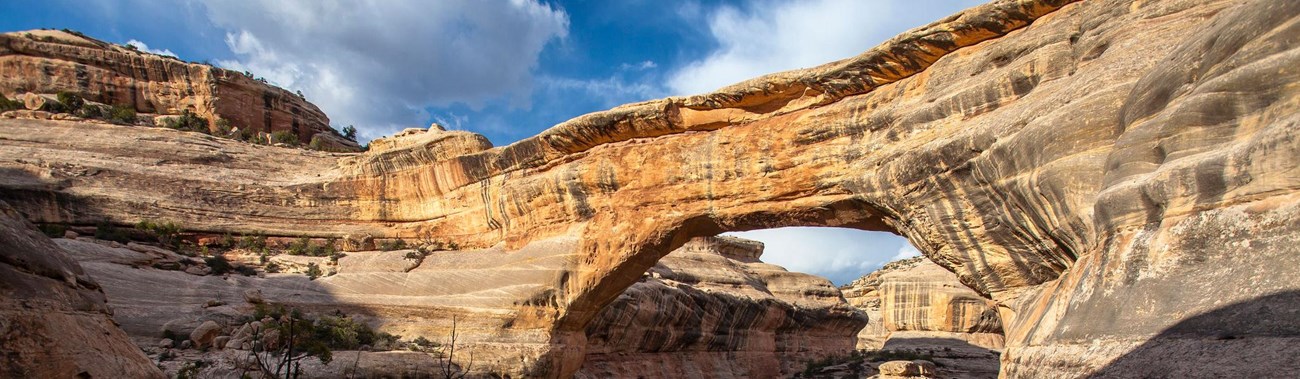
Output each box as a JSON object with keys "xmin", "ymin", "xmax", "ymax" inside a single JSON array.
[
  {"xmin": 842, "ymin": 257, "xmax": 1003, "ymax": 350},
  {"xmin": 578, "ymin": 236, "xmax": 867, "ymax": 378},
  {"xmin": 1, "ymin": 0, "xmax": 1299, "ymax": 377},
  {"xmin": 0, "ymin": 201, "xmax": 163, "ymax": 378},
  {"xmin": 0, "ymin": 29, "xmax": 339, "ymax": 146}
]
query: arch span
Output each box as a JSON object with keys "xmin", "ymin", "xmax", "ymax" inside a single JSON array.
[{"xmin": 1, "ymin": 0, "xmax": 1297, "ymax": 377}]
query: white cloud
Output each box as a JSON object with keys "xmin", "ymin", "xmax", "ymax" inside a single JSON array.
[
  {"xmin": 618, "ymin": 60, "xmax": 658, "ymax": 71},
  {"xmin": 892, "ymin": 242, "xmax": 922, "ymax": 261},
  {"xmin": 723, "ymin": 227, "xmax": 918, "ymax": 285},
  {"xmin": 538, "ymin": 75, "xmax": 665, "ymax": 109},
  {"xmin": 125, "ymin": 39, "xmax": 177, "ymax": 58},
  {"xmin": 667, "ymin": 0, "xmax": 986, "ymax": 96},
  {"xmin": 194, "ymin": 0, "xmax": 569, "ymax": 140}
]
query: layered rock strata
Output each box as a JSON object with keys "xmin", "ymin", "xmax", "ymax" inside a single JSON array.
[
  {"xmin": 0, "ymin": 200, "xmax": 162, "ymax": 378},
  {"xmin": 1, "ymin": 0, "xmax": 1298, "ymax": 377},
  {"xmin": 0, "ymin": 29, "xmax": 337, "ymax": 145},
  {"xmin": 842, "ymin": 257, "xmax": 1003, "ymax": 350},
  {"xmin": 578, "ymin": 236, "xmax": 866, "ymax": 377}
]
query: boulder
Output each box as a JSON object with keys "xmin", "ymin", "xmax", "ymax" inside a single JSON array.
[
  {"xmin": 189, "ymin": 320, "xmax": 221, "ymax": 349},
  {"xmin": 243, "ymin": 289, "xmax": 264, "ymax": 304},
  {"xmin": 213, "ymin": 336, "xmax": 230, "ymax": 351},
  {"xmin": 878, "ymin": 360, "xmax": 937, "ymax": 377},
  {"xmin": 158, "ymin": 339, "xmax": 174, "ymax": 348}
]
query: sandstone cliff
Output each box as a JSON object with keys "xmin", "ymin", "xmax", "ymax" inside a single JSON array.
[
  {"xmin": 0, "ymin": 0, "xmax": 1298, "ymax": 377},
  {"xmin": 0, "ymin": 29, "xmax": 338, "ymax": 145},
  {"xmin": 579, "ymin": 236, "xmax": 866, "ymax": 377},
  {"xmin": 0, "ymin": 200, "xmax": 162, "ymax": 378},
  {"xmin": 842, "ymin": 257, "xmax": 1003, "ymax": 350}
]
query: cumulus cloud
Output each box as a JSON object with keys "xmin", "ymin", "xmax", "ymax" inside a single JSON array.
[
  {"xmin": 723, "ymin": 227, "xmax": 919, "ymax": 285},
  {"xmin": 125, "ymin": 39, "xmax": 177, "ymax": 57},
  {"xmin": 667, "ymin": 0, "xmax": 986, "ymax": 96},
  {"xmin": 194, "ymin": 0, "xmax": 569, "ymax": 140}
]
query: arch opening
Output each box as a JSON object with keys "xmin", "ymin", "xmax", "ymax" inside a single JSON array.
[{"xmin": 722, "ymin": 226, "xmax": 919, "ymax": 286}]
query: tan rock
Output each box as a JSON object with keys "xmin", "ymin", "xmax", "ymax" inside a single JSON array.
[
  {"xmin": 578, "ymin": 236, "xmax": 866, "ymax": 377},
  {"xmin": 243, "ymin": 289, "xmax": 264, "ymax": 304},
  {"xmin": 0, "ymin": 200, "xmax": 162, "ymax": 378},
  {"xmin": 1, "ymin": 0, "xmax": 1298, "ymax": 377},
  {"xmin": 212, "ymin": 336, "xmax": 230, "ymax": 351},
  {"xmin": 878, "ymin": 360, "xmax": 937, "ymax": 377},
  {"xmin": 0, "ymin": 29, "xmax": 337, "ymax": 146},
  {"xmin": 189, "ymin": 320, "xmax": 221, "ymax": 349}
]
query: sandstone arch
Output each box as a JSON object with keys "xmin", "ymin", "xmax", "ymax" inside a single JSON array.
[{"xmin": 2, "ymin": 0, "xmax": 1298, "ymax": 377}]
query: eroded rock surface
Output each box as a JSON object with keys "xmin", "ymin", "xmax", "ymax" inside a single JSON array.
[
  {"xmin": 0, "ymin": 200, "xmax": 162, "ymax": 378},
  {"xmin": 578, "ymin": 236, "xmax": 866, "ymax": 378},
  {"xmin": 1, "ymin": 0, "xmax": 1298, "ymax": 377},
  {"xmin": 0, "ymin": 29, "xmax": 337, "ymax": 145},
  {"xmin": 842, "ymin": 257, "xmax": 1003, "ymax": 350}
]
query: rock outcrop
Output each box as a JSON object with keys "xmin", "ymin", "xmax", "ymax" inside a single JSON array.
[
  {"xmin": 0, "ymin": 29, "xmax": 337, "ymax": 145},
  {"xmin": 0, "ymin": 200, "xmax": 162, "ymax": 378},
  {"xmin": 578, "ymin": 236, "xmax": 866, "ymax": 378},
  {"xmin": 842, "ymin": 257, "xmax": 1003, "ymax": 350},
  {"xmin": 1, "ymin": 0, "xmax": 1299, "ymax": 377}
]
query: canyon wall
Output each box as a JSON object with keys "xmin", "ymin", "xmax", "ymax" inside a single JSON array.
[
  {"xmin": 0, "ymin": 29, "xmax": 336, "ymax": 144},
  {"xmin": 579, "ymin": 236, "xmax": 865, "ymax": 377},
  {"xmin": 0, "ymin": 200, "xmax": 162, "ymax": 378},
  {"xmin": 841, "ymin": 257, "xmax": 1003, "ymax": 350},
  {"xmin": 1, "ymin": 0, "xmax": 1298, "ymax": 377}
]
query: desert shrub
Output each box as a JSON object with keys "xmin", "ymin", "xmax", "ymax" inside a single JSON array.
[
  {"xmin": 135, "ymin": 219, "xmax": 181, "ymax": 248},
  {"xmin": 238, "ymin": 232, "xmax": 267, "ymax": 250},
  {"xmin": 217, "ymin": 233, "xmax": 236, "ymax": 247},
  {"xmin": 270, "ymin": 130, "xmax": 299, "ymax": 145},
  {"xmin": 108, "ymin": 105, "xmax": 136, "ymax": 124},
  {"xmin": 56, "ymin": 92, "xmax": 85, "ymax": 111},
  {"xmin": 264, "ymin": 261, "xmax": 281, "ymax": 273},
  {"xmin": 38, "ymin": 98, "xmax": 68, "ymax": 113},
  {"xmin": 341, "ymin": 125, "xmax": 357, "ymax": 141},
  {"xmin": 378, "ymin": 238, "xmax": 407, "ymax": 251},
  {"xmin": 37, "ymin": 224, "xmax": 66, "ymax": 238},
  {"xmin": 235, "ymin": 265, "xmax": 258, "ymax": 276},
  {"xmin": 308, "ymin": 135, "xmax": 325, "ymax": 151},
  {"xmin": 205, "ymin": 255, "xmax": 232, "ymax": 275},
  {"xmin": 305, "ymin": 262, "xmax": 322, "ymax": 280},
  {"xmin": 175, "ymin": 359, "xmax": 207, "ymax": 379},
  {"xmin": 860, "ymin": 349, "xmax": 935, "ymax": 363},
  {"xmin": 165, "ymin": 110, "xmax": 210, "ymax": 133},
  {"xmin": 0, "ymin": 96, "xmax": 22, "ymax": 112},
  {"xmin": 287, "ymin": 236, "xmax": 312, "ymax": 256},
  {"xmin": 94, "ymin": 220, "xmax": 130, "ymax": 243},
  {"xmin": 214, "ymin": 119, "xmax": 233, "ymax": 136}
]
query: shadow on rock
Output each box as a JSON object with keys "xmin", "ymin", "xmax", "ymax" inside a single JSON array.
[{"xmin": 1089, "ymin": 290, "xmax": 1300, "ymax": 378}]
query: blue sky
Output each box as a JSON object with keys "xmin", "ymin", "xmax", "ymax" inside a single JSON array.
[{"xmin": 2, "ymin": 0, "xmax": 983, "ymax": 284}]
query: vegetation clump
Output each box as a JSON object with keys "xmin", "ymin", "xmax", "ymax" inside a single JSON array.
[
  {"xmin": 0, "ymin": 96, "xmax": 22, "ymax": 112},
  {"xmin": 135, "ymin": 219, "xmax": 181, "ymax": 248},
  {"xmin": 378, "ymin": 238, "xmax": 407, "ymax": 251},
  {"xmin": 270, "ymin": 130, "xmax": 299, "ymax": 146},
  {"xmin": 164, "ymin": 110, "xmax": 211, "ymax": 133}
]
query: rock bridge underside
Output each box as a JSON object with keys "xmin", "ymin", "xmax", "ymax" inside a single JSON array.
[{"xmin": 2, "ymin": 0, "xmax": 1298, "ymax": 377}]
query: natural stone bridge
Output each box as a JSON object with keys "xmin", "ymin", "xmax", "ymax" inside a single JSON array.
[{"xmin": 2, "ymin": 0, "xmax": 1297, "ymax": 377}]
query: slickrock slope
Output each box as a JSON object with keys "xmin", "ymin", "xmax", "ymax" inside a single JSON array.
[
  {"xmin": 578, "ymin": 236, "xmax": 866, "ymax": 378},
  {"xmin": 0, "ymin": 29, "xmax": 336, "ymax": 145},
  {"xmin": 1, "ymin": 0, "xmax": 1299, "ymax": 377},
  {"xmin": 0, "ymin": 200, "xmax": 162, "ymax": 378}
]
